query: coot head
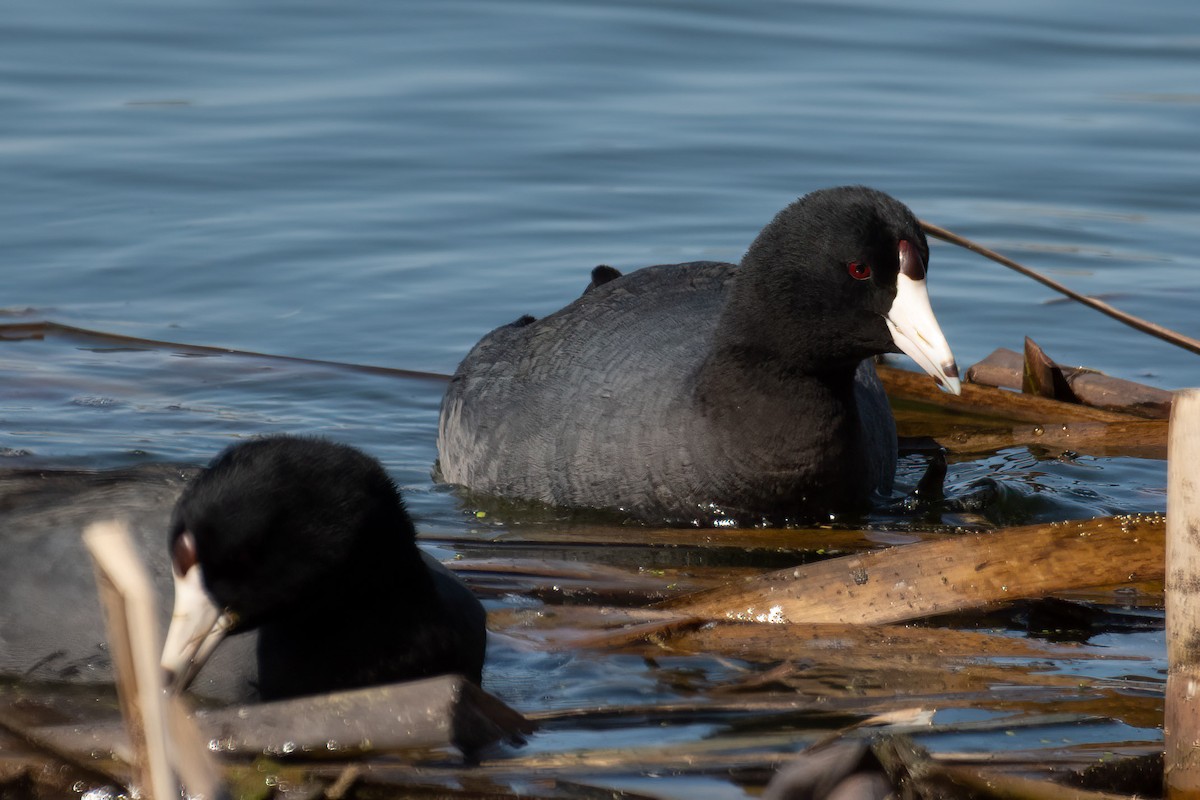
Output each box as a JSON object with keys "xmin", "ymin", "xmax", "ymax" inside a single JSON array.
[{"xmin": 727, "ymin": 185, "xmax": 959, "ymax": 391}]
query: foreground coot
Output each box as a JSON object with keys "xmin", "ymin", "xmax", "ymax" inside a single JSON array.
[
  {"xmin": 437, "ymin": 186, "xmax": 959, "ymax": 524},
  {"xmin": 162, "ymin": 435, "xmax": 486, "ymax": 700}
]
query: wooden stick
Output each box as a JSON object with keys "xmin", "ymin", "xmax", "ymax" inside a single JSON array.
[
  {"xmin": 878, "ymin": 364, "xmax": 1138, "ymax": 423},
  {"xmin": 83, "ymin": 522, "xmax": 177, "ymax": 800},
  {"xmin": 0, "ymin": 320, "xmax": 449, "ymax": 382},
  {"xmin": 1023, "ymin": 337, "xmax": 1079, "ymax": 402},
  {"xmin": 664, "ymin": 515, "xmax": 1165, "ymax": 625},
  {"xmin": 0, "ymin": 712, "xmax": 129, "ymax": 788},
  {"xmin": 1166, "ymin": 389, "xmax": 1200, "ymax": 798},
  {"xmin": 966, "ymin": 347, "xmax": 1174, "ymax": 418},
  {"xmin": 925, "ymin": 762, "xmax": 1132, "ymax": 800},
  {"xmin": 921, "ymin": 219, "xmax": 1200, "ymax": 356},
  {"xmin": 914, "ymin": 418, "xmax": 1168, "ymax": 460}
]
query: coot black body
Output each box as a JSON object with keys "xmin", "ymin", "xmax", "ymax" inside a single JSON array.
[{"xmin": 438, "ymin": 186, "xmax": 959, "ymax": 524}]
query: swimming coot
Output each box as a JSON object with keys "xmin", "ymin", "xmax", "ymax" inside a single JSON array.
[
  {"xmin": 437, "ymin": 186, "xmax": 959, "ymax": 524},
  {"xmin": 162, "ymin": 435, "xmax": 486, "ymax": 700}
]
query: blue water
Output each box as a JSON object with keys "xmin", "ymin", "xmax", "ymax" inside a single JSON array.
[
  {"xmin": 3, "ymin": 0, "xmax": 1196, "ymax": 512},
  {"xmin": 1, "ymin": 0, "xmax": 1190, "ymax": 794}
]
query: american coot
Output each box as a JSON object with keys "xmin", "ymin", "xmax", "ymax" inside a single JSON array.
[
  {"xmin": 162, "ymin": 436, "xmax": 487, "ymax": 701},
  {"xmin": 437, "ymin": 186, "xmax": 960, "ymax": 525},
  {"xmin": 1, "ymin": 439, "xmax": 484, "ymax": 703}
]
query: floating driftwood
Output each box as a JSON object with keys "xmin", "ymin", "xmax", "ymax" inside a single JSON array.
[
  {"xmin": 662, "ymin": 514, "xmax": 1165, "ymax": 625},
  {"xmin": 873, "ymin": 733, "xmax": 1134, "ymax": 800},
  {"xmin": 968, "ymin": 344, "xmax": 1175, "ymax": 419},
  {"xmin": 436, "ymin": 523, "xmax": 945, "ymax": 552},
  {"xmin": 887, "ymin": 337, "xmax": 1170, "ymax": 459},
  {"xmin": 914, "ymin": 418, "xmax": 1167, "ymax": 459},
  {"xmin": 879, "ymin": 363, "xmax": 1139, "ymax": 424},
  {"xmin": 307, "ymin": 712, "xmax": 1116, "ymax": 792},
  {"xmin": 0, "ymin": 702, "xmax": 129, "ymax": 792},
  {"xmin": 33, "ymin": 675, "xmax": 533, "ymax": 765},
  {"xmin": 899, "ymin": 336, "xmax": 1173, "ymax": 457},
  {"xmin": 625, "ymin": 619, "xmax": 1139, "ymax": 663},
  {"xmin": 196, "ymin": 676, "xmax": 533, "ymax": 757}
]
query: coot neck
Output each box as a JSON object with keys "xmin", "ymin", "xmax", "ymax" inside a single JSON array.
[
  {"xmin": 695, "ymin": 339, "xmax": 862, "ymax": 422},
  {"xmin": 692, "ymin": 337, "xmax": 871, "ymax": 519},
  {"xmin": 260, "ymin": 526, "xmax": 436, "ymax": 642},
  {"xmin": 254, "ymin": 534, "xmax": 440, "ymax": 700},
  {"xmin": 700, "ymin": 247, "xmax": 867, "ymax": 399}
]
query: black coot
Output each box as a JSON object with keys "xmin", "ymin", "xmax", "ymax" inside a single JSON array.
[
  {"xmin": 162, "ymin": 435, "xmax": 486, "ymax": 700},
  {"xmin": 437, "ymin": 186, "xmax": 959, "ymax": 524}
]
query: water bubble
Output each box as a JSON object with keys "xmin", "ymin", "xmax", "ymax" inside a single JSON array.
[
  {"xmin": 753, "ymin": 605, "xmax": 787, "ymax": 624},
  {"xmin": 71, "ymin": 396, "xmax": 120, "ymax": 408}
]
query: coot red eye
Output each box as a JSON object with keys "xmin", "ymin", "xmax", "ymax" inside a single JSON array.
[
  {"xmin": 172, "ymin": 531, "xmax": 198, "ymax": 576},
  {"xmin": 848, "ymin": 261, "xmax": 871, "ymax": 280}
]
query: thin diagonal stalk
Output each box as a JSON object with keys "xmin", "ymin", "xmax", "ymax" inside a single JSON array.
[{"xmin": 921, "ymin": 219, "xmax": 1200, "ymax": 356}]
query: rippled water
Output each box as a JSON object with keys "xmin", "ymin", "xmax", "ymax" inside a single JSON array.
[
  {"xmin": 4, "ymin": 0, "xmax": 1196, "ymax": 516},
  {"xmin": 1, "ymin": 0, "xmax": 1194, "ymax": 794}
]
